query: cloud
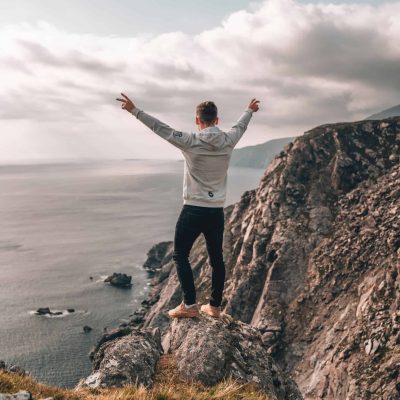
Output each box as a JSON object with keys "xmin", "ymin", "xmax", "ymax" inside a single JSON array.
[{"xmin": 0, "ymin": 0, "xmax": 400, "ymax": 160}]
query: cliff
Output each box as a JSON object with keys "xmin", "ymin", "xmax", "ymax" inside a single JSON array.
[{"xmin": 130, "ymin": 117, "xmax": 399, "ymax": 399}]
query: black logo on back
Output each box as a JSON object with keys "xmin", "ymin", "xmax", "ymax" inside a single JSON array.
[{"xmin": 208, "ymin": 191, "xmax": 214, "ymax": 197}]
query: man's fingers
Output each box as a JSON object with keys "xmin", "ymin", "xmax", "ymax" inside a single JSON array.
[
  {"xmin": 116, "ymin": 98, "xmax": 126, "ymax": 102},
  {"xmin": 121, "ymin": 93, "xmax": 130, "ymax": 100}
]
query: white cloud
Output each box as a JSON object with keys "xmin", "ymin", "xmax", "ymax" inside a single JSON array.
[{"xmin": 0, "ymin": 0, "xmax": 400, "ymax": 161}]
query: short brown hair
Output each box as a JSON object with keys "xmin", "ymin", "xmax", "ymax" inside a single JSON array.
[{"xmin": 196, "ymin": 101, "xmax": 218, "ymax": 125}]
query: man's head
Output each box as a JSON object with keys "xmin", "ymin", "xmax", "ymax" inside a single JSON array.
[{"xmin": 196, "ymin": 101, "xmax": 219, "ymax": 130}]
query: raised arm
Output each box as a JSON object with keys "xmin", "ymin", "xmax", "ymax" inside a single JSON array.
[
  {"xmin": 116, "ymin": 93, "xmax": 194, "ymax": 151},
  {"xmin": 227, "ymin": 98, "xmax": 260, "ymax": 147}
]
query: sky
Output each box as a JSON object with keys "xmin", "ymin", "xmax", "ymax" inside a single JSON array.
[{"xmin": 0, "ymin": 0, "xmax": 399, "ymax": 162}]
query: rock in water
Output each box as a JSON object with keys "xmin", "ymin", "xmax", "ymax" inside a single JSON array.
[
  {"xmin": 104, "ymin": 272, "xmax": 132, "ymax": 288},
  {"xmin": 76, "ymin": 328, "xmax": 162, "ymax": 389},
  {"xmin": 35, "ymin": 307, "xmax": 51, "ymax": 315},
  {"xmin": 164, "ymin": 313, "xmax": 303, "ymax": 399}
]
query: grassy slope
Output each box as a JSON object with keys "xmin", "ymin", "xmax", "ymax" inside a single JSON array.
[{"xmin": 0, "ymin": 355, "xmax": 273, "ymax": 400}]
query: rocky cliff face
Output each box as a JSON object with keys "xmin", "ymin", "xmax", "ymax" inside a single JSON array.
[{"xmin": 134, "ymin": 117, "xmax": 399, "ymax": 399}]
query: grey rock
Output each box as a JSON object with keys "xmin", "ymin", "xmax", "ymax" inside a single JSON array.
[
  {"xmin": 89, "ymin": 326, "xmax": 133, "ymax": 361},
  {"xmin": 104, "ymin": 272, "xmax": 132, "ymax": 288},
  {"xmin": 143, "ymin": 241, "xmax": 173, "ymax": 273},
  {"xmin": 165, "ymin": 313, "xmax": 303, "ymax": 400},
  {"xmin": 35, "ymin": 307, "xmax": 51, "ymax": 315},
  {"xmin": 0, "ymin": 391, "xmax": 32, "ymax": 400},
  {"xmin": 77, "ymin": 328, "xmax": 163, "ymax": 389}
]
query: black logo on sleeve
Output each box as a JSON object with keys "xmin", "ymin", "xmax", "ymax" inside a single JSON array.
[
  {"xmin": 208, "ymin": 191, "xmax": 214, "ymax": 197},
  {"xmin": 173, "ymin": 131, "xmax": 183, "ymax": 137}
]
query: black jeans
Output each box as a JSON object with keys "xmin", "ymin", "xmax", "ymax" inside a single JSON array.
[{"xmin": 172, "ymin": 204, "xmax": 225, "ymax": 307}]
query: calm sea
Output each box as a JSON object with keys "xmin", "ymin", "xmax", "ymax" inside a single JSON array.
[{"xmin": 0, "ymin": 159, "xmax": 264, "ymax": 388}]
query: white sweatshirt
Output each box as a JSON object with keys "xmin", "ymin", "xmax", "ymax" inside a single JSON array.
[{"xmin": 130, "ymin": 106, "xmax": 254, "ymax": 208}]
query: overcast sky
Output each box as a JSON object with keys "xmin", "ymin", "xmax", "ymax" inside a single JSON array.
[{"xmin": 1, "ymin": 0, "xmax": 399, "ymax": 162}]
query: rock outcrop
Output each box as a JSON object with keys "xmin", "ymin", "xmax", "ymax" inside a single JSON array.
[
  {"xmin": 143, "ymin": 240, "xmax": 173, "ymax": 273},
  {"xmin": 163, "ymin": 313, "xmax": 303, "ymax": 400},
  {"xmin": 77, "ymin": 328, "xmax": 163, "ymax": 389},
  {"xmin": 128, "ymin": 117, "xmax": 400, "ymax": 399},
  {"xmin": 81, "ymin": 314, "xmax": 303, "ymax": 399}
]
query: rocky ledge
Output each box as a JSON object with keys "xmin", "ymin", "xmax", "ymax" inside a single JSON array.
[{"xmin": 78, "ymin": 314, "xmax": 303, "ymax": 399}]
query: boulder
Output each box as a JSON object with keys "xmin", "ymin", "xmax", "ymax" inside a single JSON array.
[
  {"xmin": 0, "ymin": 391, "xmax": 32, "ymax": 400},
  {"xmin": 163, "ymin": 313, "xmax": 303, "ymax": 399},
  {"xmin": 76, "ymin": 327, "xmax": 162, "ymax": 389}
]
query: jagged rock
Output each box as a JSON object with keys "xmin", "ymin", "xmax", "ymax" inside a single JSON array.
[
  {"xmin": 89, "ymin": 326, "xmax": 133, "ymax": 360},
  {"xmin": 104, "ymin": 272, "xmax": 132, "ymax": 288},
  {"xmin": 143, "ymin": 241, "xmax": 173, "ymax": 273},
  {"xmin": 0, "ymin": 390, "xmax": 32, "ymax": 400},
  {"xmin": 133, "ymin": 117, "xmax": 400, "ymax": 399},
  {"xmin": 162, "ymin": 313, "xmax": 303, "ymax": 399},
  {"xmin": 77, "ymin": 328, "xmax": 162, "ymax": 389}
]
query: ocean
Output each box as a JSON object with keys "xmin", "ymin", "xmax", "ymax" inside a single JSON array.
[{"xmin": 0, "ymin": 159, "xmax": 264, "ymax": 388}]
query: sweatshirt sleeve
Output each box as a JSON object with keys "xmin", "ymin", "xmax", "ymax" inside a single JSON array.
[
  {"xmin": 130, "ymin": 107, "xmax": 195, "ymax": 151},
  {"xmin": 226, "ymin": 108, "xmax": 254, "ymax": 147}
]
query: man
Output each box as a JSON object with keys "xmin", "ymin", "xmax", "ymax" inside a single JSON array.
[{"xmin": 116, "ymin": 93, "xmax": 260, "ymax": 318}]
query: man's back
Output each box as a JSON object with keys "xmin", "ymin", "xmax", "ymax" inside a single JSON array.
[
  {"xmin": 129, "ymin": 106, "xmax": 254, "ymax": 207},
  {"xmin": 181, "ymin": 110, "xmax": 253, "ymax": 207}
]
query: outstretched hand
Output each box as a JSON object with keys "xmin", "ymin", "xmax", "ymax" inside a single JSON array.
[
  {"xmin": 116, "ymin": 93, "xmax": 135, "ymax": 112},
  {"xmin": 248, "ymin": 98, "xmax": 260, "ymax": 112}
]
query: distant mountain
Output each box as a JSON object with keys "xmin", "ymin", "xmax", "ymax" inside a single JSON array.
[
  {"xmin": 231, "ymin": 137, "xmax": 295, "ymax": 169},
  {"xmin": 365, "ymin": 104, "xmax": 400, "ymax": 120}
]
